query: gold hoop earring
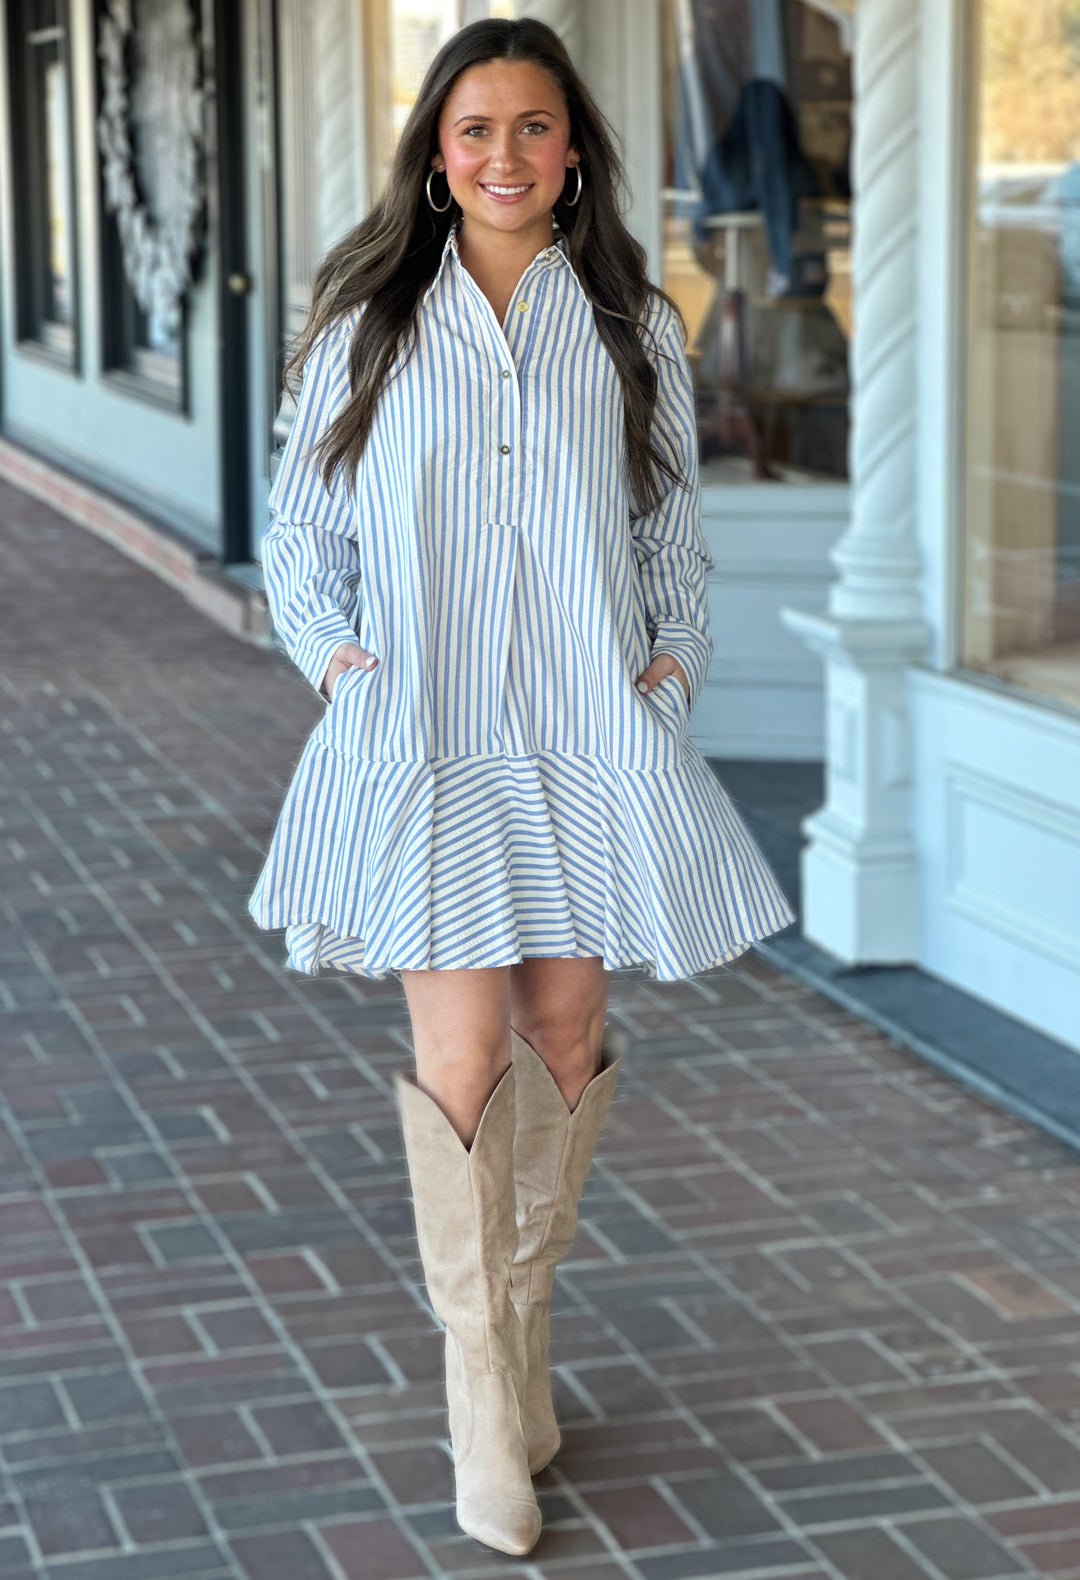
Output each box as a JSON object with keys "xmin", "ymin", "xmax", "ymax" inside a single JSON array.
[
  {"xmin": 426, "ymin": 168, "xmax": 453, "ymax": 213},
  {"xmin": 563, "ymin": 165, "xmax": 582, "ymax": 207}
]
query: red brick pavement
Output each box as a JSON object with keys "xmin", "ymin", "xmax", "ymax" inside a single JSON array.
[{"xmin": 2, "ymin": 479, "xmax": 1079, "ymax": 1578}]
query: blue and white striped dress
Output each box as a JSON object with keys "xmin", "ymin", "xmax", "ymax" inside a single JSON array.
[{"xmin": 248, "ymin": 223, "xmax": 793, "ymax": 980}]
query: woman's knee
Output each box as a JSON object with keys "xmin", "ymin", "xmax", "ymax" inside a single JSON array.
[
  {"xmin": 401, "ymin": 966, "xmax": 511, "ymax": 1075},
  {"xmin": 513, "ymin": 1004, "xmax": 605, "ymax": 1076},
  {"xmin": 400, "ymin": 967, "xmax": 512, "ymax": 1144}
]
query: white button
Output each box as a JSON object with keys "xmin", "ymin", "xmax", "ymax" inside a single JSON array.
[
  {"xmin": 516, "ymin": 301, "xmax": 528, "ymax": 313},
  {"xmin": 500, "ymin": 369, "xmax": 511, "ymax": 379},
  {"xmin": 499, "ymin": 443, "xmax": 511, "ymax": 455}
]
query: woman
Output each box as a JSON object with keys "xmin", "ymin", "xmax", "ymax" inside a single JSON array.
[{"xmin": 249, "ymin": 17, "xmax": 793, "ymax": 1558}]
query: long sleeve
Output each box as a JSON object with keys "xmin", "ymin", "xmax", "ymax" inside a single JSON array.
[
  {"xmin": 630, "ymin": 297, "xmax": 715, "ymax": 710},
  {"xmin": 261, "ymin": 316, "xmax": 362, "ymax": 698}
]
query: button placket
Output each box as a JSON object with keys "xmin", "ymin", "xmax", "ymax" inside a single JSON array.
[
  {"xmin": 497, "ymin": 338, "xmax": 518, "ymax": 467},
  {"xmin": 454, "ymin": 252, "xmax": 543, "ymax": 523},
  {"xmin": 496, "ymin": 296, "xmax": 532, "ymax": 490},
  {"xmin": 496, "ymin": 258, "xmax": 551, "ymax": 506},
  {"xmin": 489, "ymin": 325, "xmax": 520, "ymax": 523}
]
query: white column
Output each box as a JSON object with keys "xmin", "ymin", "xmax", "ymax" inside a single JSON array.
[
  {"xmin": 314, "ymin": 0, "xmax": 368, "ymax": 248},
  {"xmin": 513, "ymin": 0, "xmax": 584, "ymax": 63},
  {"xmin": 782, "ymin": 0, "xmax": 929, "ymax": 964}
]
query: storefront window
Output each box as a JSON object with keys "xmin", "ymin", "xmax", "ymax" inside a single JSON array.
[
  {"xmin": 8, "ymin": 0, "xmax": 77, "ymax": 363},
  {"xmin": 660, "ymin": 0, "xmax": 852, "ymax": 481},
  {"xmin": 97, "ymin": 0, "xmax": 186, "ymax": 407},
  {"xmin": 962, "ymin": 0, "xmax": 1080, "ymax": 712}
]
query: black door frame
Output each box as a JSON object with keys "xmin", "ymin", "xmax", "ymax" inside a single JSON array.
[{"xmin": 208, "ymin": 0, "xmax": 251, "ymax": 564}]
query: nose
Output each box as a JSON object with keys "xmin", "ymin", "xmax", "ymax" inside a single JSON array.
[{"xmin": 486, "ymin": 131, "xmax": 524, "ymax": 173}]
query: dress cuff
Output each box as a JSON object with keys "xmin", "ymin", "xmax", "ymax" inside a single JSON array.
[
  {"xmin": 650, "ymin": 622, "xmax": 712, "ymax": 711},
  {"xmin": 295, "ymin": 615, "xmax": 359, "ymax": 701}
]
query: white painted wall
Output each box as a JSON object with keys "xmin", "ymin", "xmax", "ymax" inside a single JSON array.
[{"xmin": 912, "ymin": 672, "xmax": 1080, "ymax": 1052}]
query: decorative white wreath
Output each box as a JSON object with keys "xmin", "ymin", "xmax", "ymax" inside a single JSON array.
[{"xmin": 97, "ymin": 0, "xmax": 206, "ymax": 338}]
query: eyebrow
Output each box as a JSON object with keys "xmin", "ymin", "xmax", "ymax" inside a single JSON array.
[{"xmin": 453, "ymin": 109, "xmax": 556, "ymax": 125}]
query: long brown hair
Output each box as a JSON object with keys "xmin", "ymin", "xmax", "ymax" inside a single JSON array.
[{"xmin": 290, "ymin": 17, "xmax": 688, "ymax": 513}]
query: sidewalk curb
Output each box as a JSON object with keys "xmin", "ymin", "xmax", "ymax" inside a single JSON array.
[
  {"xmin": 0, "ymin": 435, "xmax": 272, "ymax": 647},
  {"xmin": 756, "ymin": 931, "xmax": 1080, "ymax": 1156}
]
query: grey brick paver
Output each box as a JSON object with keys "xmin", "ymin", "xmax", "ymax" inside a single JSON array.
[{"xmin": 3, "ymin": 489, "xmax": 1080, "ymax": 1578}]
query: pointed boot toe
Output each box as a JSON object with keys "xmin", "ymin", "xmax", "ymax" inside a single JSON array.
[
  {"xmin": 457, "ymin": 1494, "xmax": 543, "ymax": 1556},
  {"xmin": 448, "ymin": 1359, "xmax": 541, "ymax": 1553}
]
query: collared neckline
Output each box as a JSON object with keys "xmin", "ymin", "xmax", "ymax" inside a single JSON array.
[{"xmin": 427, "ymin": 222, "xmax": 571, "ymax": 297}]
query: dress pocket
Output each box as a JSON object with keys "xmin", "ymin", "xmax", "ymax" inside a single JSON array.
[
  {"xmin": 652, "ymin": 672, "xmax": 689, "ymax": 724},
  {"xmin": 318, "ymin": 657, "xmax": 384, "ymax": 757},
  {"xmin": 330, "ymin": 664, "xmax": 365, "ymax": 704}
]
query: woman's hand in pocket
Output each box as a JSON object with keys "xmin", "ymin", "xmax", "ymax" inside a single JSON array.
[
  {"xmin": 321, "ymin": 642, "xmax": 378, "ymax": 701},
  {"xmin": 635, "ymin": 653, "xmax": 690, "ymax": 707}
]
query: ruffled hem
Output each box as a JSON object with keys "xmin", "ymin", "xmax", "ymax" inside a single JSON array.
[
  {"xmin": 247, "ymin": 744, "xmax": 794, "ymax": 984},
  {"xmin": 281, "ymin": 922, "xmax": 771, "ymax": 982}
]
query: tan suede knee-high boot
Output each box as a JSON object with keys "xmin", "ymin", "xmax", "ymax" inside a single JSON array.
[
  {"xmin": 509, "ymin": 1026, "xmax": 624, "ymax": 1475},
  {"xmin": 395, "ymin": 1065, "xmax": 541, "ymax": 1557}
]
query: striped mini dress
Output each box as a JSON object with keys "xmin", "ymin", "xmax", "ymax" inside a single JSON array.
[{"xmin": 247, "ymin": 224, "xmax": 794, "ymax": 981}]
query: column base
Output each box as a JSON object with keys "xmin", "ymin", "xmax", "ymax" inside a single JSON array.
[
  {"xmin": 801, "ymin": 809, "xmax": 919, "ymax": 965},
  {"xmin": 782, "ymin": 607, "xmax": 929, "ymax": 967}
]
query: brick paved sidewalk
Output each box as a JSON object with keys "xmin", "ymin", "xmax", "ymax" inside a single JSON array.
[{"xmin": 3, "ymin": 480, "xmax": 1080, "ymax": 1580}]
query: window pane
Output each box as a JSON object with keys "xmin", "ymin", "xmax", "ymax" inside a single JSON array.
[
  {"xmin": 660, "ymin": 0, "xmax": 852, "ymax": 482},
  {"xmin": 962, "ymin": 0, "xmax": 1080, "ymax": 712},
  {"xmin": 11, "ymin": 0, "xmax": 76, "ymax": 357},
  {"xmin": 42, "ymin": 52, "xmax": 73, "ymax": 325}
]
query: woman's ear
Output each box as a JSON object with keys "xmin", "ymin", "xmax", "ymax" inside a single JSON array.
[{"xmin": 431, "ymin": 153, "xmax": 446, "ymax": 173}]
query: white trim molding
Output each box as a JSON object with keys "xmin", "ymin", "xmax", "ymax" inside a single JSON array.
[
  {"xmin": 944, "ymin": 766, "xmax": 1080, "ymax": 974},
  {"xmin": 782, "ymin": 0, "xmax": 929, "ymax": 962}
]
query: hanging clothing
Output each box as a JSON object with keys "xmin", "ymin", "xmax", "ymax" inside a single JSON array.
[
  {"xmin": 247, "ymin": 224, "xmax": 794, "ymax": 980},
  {"xmin": 695, "ymin": 76, "xmax": 821, "ymax": 289}
]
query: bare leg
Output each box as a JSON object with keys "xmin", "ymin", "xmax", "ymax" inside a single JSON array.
[
  {"xmin": 509, "ymin": 956, "xmax": 608, "ymax": 1110},
  {"xmin": 400, "ymin": 957, "xmax": 610, "ymax": 1136},
  {"xmin": 400, "ymin": 966, "xmax": 513, "ymax": 1146}
]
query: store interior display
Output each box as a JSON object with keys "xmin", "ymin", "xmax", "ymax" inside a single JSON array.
[{"xmin": 662, "ymin": 0, "xmax": 852, "ymax": 480}]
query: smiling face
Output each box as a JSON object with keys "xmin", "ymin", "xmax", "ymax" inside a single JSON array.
[{"xmin": 432, "ymin": 59, "xmax": 578, "ymax": 247}]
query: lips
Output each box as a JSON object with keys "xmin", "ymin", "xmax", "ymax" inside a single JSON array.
[{"xmin": 479, "ymin": 182, "xmax": 534, "ymax": 202}]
